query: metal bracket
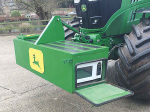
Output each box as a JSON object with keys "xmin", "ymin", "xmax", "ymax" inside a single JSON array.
[{"xmin": 35, "ymin": 16, "xmax": 64, "ymax": 45}]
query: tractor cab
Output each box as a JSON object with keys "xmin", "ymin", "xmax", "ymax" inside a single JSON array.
[{"xmin": 74, "ymin": 0, "xmax": 122, "ymax": 29}]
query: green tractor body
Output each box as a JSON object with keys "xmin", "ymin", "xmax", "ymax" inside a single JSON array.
[
  {"xmin": 72, "ymin": 0, "xmax": 150, "ymax": 58},
  {"xmin": 13, "ymin": 0, "xmax": 150, "ymax": 106}
]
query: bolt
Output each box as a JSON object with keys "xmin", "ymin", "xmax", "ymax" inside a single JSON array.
[{"xmin": 97, "ymin": 39, "xmax": 100, "ymax": 42}]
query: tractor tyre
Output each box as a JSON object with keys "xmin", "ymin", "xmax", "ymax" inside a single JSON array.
[
  {"xmin": 64, "ymin": 19, "xmax": 79, "ymax": 41},
  {"xmin": 116, "ymin": 18, "xmax": 150, "ymax": 100}
]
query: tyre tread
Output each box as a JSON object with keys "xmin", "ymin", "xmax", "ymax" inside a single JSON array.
[
  {"xmin": 135, "ymin": 37, "xmax": 150, "ymax": 48},
  {"xmin": 132, "ymin": 24, "xmax": 141, "ymax": 39},
  {"xmin": 116, "ymin": 19, "xmax": 150, "ymax": 100},
  {"xmin": 115, "ymin": 61, "xmax": 130, "ymax": 85},
  {"xmin": 129, "ymin": 62, "xmax": 150, "ymax": 79},
  {"xmin": 118, "ymin": 48, "xmax": 132, "ymax": 71},
  {"xmin": 124, "ymin": 34, "xmax": 136, "ymax": 55},
  {"xmin": 130, "ymin": 48, "xmax": 150, "ymax": 64}
]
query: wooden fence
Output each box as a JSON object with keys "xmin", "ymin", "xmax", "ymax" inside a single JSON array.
[{"xmin": 0, "ymin": 17, "xmax": 73, "ymax": 33}]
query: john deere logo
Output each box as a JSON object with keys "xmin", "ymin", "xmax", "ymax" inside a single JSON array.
[
  {"xmin": 29, "ymin": 48, "xmax": 44, "ymax": 74},
  {"xmin": 81, "ymin": 5, "xmax": 87, "ymax": 12}
]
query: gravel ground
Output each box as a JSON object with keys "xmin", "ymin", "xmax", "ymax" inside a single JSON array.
[{"xmin": 0, "ymin": 35, "xmax": 150, "ymax": 112}]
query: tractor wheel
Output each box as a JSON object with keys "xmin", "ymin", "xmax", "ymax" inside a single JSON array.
[
  {"xmin": 64, "ymin": 19, "xmax": 79, "ymax": 41},
  {"xmin": 116, "ymin": 18, "xmax": 150, "ymax": 100}
]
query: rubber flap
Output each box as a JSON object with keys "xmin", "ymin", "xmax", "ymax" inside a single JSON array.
[{"xmin": 75, "ymin": 83, "xmax": 133, "ymax": 106}]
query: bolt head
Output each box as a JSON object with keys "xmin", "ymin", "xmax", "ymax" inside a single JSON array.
[{"xmin": 97, "ymin": 39, "xmax": 100, "ymax": 42}]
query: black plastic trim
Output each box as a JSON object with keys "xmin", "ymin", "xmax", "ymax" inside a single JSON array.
[{"xmin": 135, "ymin": 7, "xmax": 150, "ymax": 13}]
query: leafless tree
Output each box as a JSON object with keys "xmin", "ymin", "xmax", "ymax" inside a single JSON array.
[
  {"xmin": 13, "ymin": 0, "xmax": 73, "ymax": 24},
  {"xmin": 13, "ymin": 0, "xmax": 58, "ymax": 24},
  {"xmin": 14, "ymin": 0, "xmax": 73, "ymax": 18},
  {"xmin": 57, "ymin": 0, "xmax": 74, "ymax": 8},
  {"xmin": 0, "ymin": 0, "xmax": 4, "ymax": 15}
]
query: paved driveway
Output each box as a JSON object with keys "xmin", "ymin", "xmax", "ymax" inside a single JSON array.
[{"xmin": 0, "ymin": 35, "xmax": 150, "ymax": 112}]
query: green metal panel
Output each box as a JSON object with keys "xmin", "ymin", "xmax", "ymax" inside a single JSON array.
[
  {"xmin": 17, "ymin": 34, "xmax": 39, "ymax": 40},
  {"xmin": 13, "ymin": 38, "xmax": 109, "ymax": 93},
  {"xmin": 71, "ymin": 0, "xmax": 150, "ymax": 59},
  {"xmin": 75, "ymin": 83, "xmax": 133, "ymax": 106},
  {"xmin": 103, "ymin": 0, "xmax": 150, "ymax": 36},
  {"xmin": 35, "ymin": 16, "xmax": 64, "ymax": 45},
  {"xmin": 13, "ymin": 13, "xmax": 135, "ymax": 106},
  {"xmin": 62, "ymin": 22, "xmax": 79, "ymax": 34},
  {"xmin": 14, "ymin": 39, "xmax": 73, "ymax": 93},
  {"xmin": 74, "ymin": 0, "xmax": 150, "ymax": 41}
]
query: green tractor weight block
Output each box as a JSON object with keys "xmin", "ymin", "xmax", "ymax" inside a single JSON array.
[{"xmin": 14, "ymin": 16, "xmax": 133, "ymax": 106}]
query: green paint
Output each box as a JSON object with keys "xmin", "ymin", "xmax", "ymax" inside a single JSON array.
[
  {"xmin": 72, "ymin": 0, "xmax": 150, "ymax": 59},
  {"xmin": 75, "ymin": 83, "xmax": 133, "ymax": 106},
  {"xmin": 17, "ymin": 34, "xmax": 39, "ymax": 40},
  {"xmin": 103, "ymin": 0, "xmax": 150, "ymax": 36},
  {"xmin": 13, "ymin": 3, "xmax": 143, "ymax": 105},
  {"xmin": 14, "ymin": 31, "xmax": 132, "ymax": 105},
  {"xmin": 62, "ymin": 59, "xmax": 73, "ymax": 64},
  {"xmin": 62, "ymin": 22, "xmax": 79, "ymax": 34},
  {"xmin": 35, "ymin": 16, "xmax": 64, "ymax": 45},
  {"xmin": 73, "ymin": 33, "xmax": 124, "ymax": 59},
  {"xmin": 13, "ymin": 38, "xmax": 109, "ymax": 93}
]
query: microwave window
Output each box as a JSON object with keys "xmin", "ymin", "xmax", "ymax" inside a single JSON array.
[{"xmin": 77, "ymin": 66, "xmax": 92, "ymax": 79}]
